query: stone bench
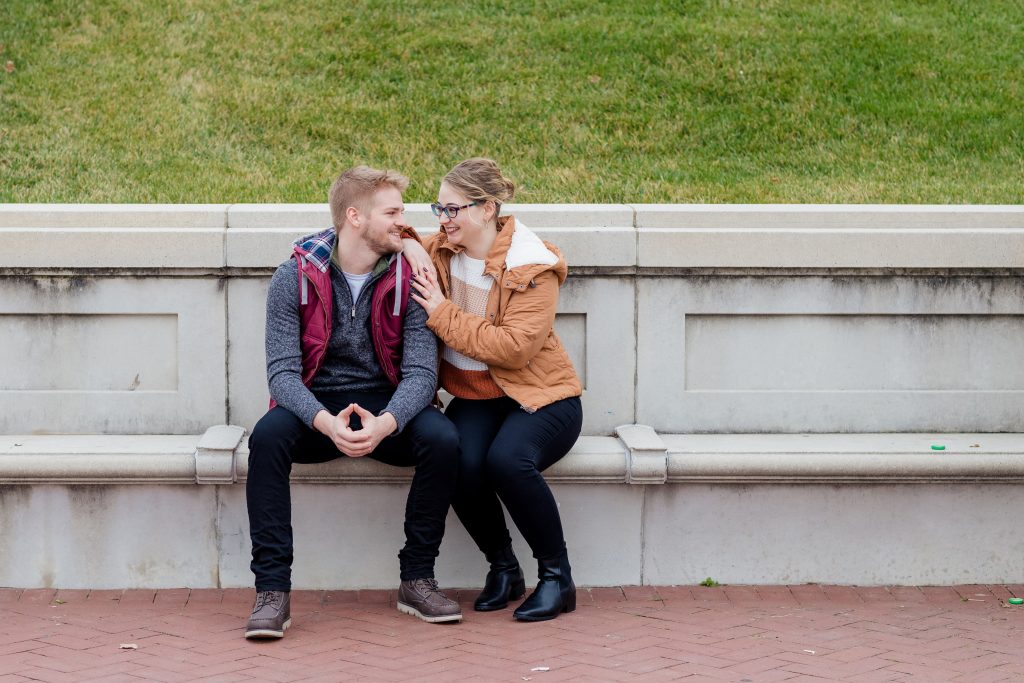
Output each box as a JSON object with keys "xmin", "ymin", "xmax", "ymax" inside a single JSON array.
[{"xmin": 4, "ymin": 429, "xmax": 1022, "ymax": 590}]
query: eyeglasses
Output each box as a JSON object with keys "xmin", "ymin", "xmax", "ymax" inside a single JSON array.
[{"xmin": 430, "ymin": 202, "xmax": 477, "ymax": 219}]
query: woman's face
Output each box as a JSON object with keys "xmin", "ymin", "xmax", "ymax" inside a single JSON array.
[{"xmin": 435, "ymin": 182, "xmax": 485, "ymax": 248}]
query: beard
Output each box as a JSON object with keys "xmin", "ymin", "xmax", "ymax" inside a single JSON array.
[{"xmin": 364, "ymin": 225, "xmax": 401, "ymax": 256}]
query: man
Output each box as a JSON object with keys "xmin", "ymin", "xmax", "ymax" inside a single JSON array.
[{"xmin": 245, "ymin": 166, "xmax": 462, "ymax": 639}]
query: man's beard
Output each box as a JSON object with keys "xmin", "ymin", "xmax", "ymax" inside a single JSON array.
[{"xmin": 364, "ymin": 226, "xmax": 400, "ymax": 256}]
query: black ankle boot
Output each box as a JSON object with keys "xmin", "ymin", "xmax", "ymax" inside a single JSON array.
[
  {"xmin": 513, "ymin": 551, "xmax": 575, "ymax": 622},
  {"xmin": 475, "ymin": 545, "xmax": 526, "ymax": 611}
]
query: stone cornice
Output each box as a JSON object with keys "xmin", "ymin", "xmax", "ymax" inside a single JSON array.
[{"xmin": 3, "ymin": 204, "xmax": 1022, "ymax": 270}]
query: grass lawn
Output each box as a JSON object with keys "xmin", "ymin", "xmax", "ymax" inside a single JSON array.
[{"xmin": 1, "ymin": 0, "xmax": 1021, "ymax": 204}]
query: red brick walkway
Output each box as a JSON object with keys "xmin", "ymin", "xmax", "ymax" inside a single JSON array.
[{"xmin": 2, "ymin": 585, "xmax": 1023, "ymax": 682}]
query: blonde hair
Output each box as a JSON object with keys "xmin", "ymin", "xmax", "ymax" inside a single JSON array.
[
  {"xmin": 329, "ymin": 166, "xmax": 409, "ymax": 230},
  {"xmin": 443, "ymin": 157, "xmax": 516, "ymax": 218}
]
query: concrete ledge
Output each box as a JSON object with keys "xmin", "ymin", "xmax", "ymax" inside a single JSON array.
[
  {"xmin": 633, "ymin": 204, "xmax": 1024, "ymax": 269},
  {"xmin": 6, "ymin": 204, "xmax": 1021, "ymax": 270},
  {"xmin": 0, "ymin": 204, "xmax": 230, "ymax": 229},
  {"xmin": 1, "ymin": 228, "xmax": 227, "ymax": 269},
  {"xmin": 5, "ymin": 431, "xmax": 1023, "ymax": 486},
  {"xmin": 664, "ymin": 434, "xmax": 1024, "ymax": 483},
  {"xmin": 0, "ymin": 432, "xmax": 629, "ymax": 485},
  {"xmin": 224, "ymin": 204, "xmax": 636, "ymax": 268},
  {"xmin": 250, "ymin": 435, "xmax": 629, "ymax": 484},
  {"xmin": 633, "ymin": 204, "xmax": 1024, "ymax": 230},
  {"xmin": 0, "ymin": 435, "xmax": 201, "ymax": 484},
  {"xmin": 637, "ymin": 228, "xmax": 1024, "ymax": 268},
  {"xmin": 0, "ymin": 205, "xmax": 229, "ymax": 269}
]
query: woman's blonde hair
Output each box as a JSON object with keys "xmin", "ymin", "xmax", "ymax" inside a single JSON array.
[{"xmin": 443, "ymin": 157, "xmax": 516, "ymax": 219}]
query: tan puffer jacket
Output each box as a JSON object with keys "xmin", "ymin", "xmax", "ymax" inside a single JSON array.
[{"xmin": 415, "ymin": 215, "xmax": 582, "ymax": 412}]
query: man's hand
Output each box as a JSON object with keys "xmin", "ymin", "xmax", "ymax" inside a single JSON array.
[
  {"xmin": 314, "ymin": 405, "xmax": 396, "ymax": 457},
  {"xmin": 401, "ymin": 236, "xmax": 436, "ymax": 279}
]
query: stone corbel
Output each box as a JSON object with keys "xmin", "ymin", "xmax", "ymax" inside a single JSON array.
[
  {"xmin": 615, "ymin": 424, "xmax": 667, "ymax": 484},
  {"xmin": 194, "ymin": 425, "xmax": 245, "ymax": 484}
]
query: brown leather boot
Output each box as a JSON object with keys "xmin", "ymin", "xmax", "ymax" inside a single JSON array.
[
  {"xmin": 397, "ymin": 578, "xmax": 463, "ymax": 623},
  {"xmin": 245, "ymin": 590, "xmax": 291, "ymax": 639}
]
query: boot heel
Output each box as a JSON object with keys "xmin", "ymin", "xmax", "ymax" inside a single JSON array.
[
  {"xmin": 510, "ymin": 578, "xmax": 526, "ymax": 600},
  {"xmin": 563, "ymin": 591, "xmax": 576, "ymax": 613}
]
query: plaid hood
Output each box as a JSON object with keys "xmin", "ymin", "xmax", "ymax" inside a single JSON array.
[
  {"xmin": 292, "ymin": 228, "xmax": 336, "ymax": 272},
  {"xmin": 293, "ymin": 227, "xmax": 393, "ymax": 278},
  {"xmin": 292, "ymin": 227, "xmax": 402, "ymax": 315}
]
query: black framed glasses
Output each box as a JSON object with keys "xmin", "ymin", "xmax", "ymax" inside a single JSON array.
[{"xmin": 430, "ymin": 202, "xmax": 477, "ymax": 219}]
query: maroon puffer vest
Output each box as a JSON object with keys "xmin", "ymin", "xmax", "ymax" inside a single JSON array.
[{"xmin": 268, "ymin": 245, "xmax": 411, "ymax": 409}]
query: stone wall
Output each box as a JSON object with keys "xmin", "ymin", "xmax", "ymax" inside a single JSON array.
[
  {"xmin": 2, "ymin": 204, "xmax": 1022, "ymax": 588},
  {"xmin": 3, "ymin": 203, "xmax": 1022, "ymax": 436}
]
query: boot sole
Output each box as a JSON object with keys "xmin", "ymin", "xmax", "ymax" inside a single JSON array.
[
  {"xmin": 513, "ymin": 604, "xmax": 575, "ymax": 622},
  {"xmin": 474, "ymin": 582, "xmax": 527, "ymax": 612},
  {"xmin": 244, "ymin": 618, "xmax": 291, "ymax": 639},
  {"xmin": 397, "ymin": 601, "xmax": 463, "ymax": 623},
  {"xmin": 514, "ymin": 593, "xmax": 577, "ymax": 622}
]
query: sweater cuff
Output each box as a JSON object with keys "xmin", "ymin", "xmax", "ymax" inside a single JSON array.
[
  {"xmin": 379, "ymin": 406, "xmax": 410, "ymax": 434},
  {"xmin": 299, "ymin": 399, "xmax": 327, "ymax": 430}
]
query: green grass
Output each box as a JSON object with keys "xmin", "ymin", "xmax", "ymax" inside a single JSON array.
[{"xmin": 1, "ymin": 0, "xmax": 1021, "ymax": 203}]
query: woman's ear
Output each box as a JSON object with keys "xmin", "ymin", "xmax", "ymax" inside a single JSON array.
[{"xmin": 483, "ymin": 200, "xmax": 497, "ymax": 223}]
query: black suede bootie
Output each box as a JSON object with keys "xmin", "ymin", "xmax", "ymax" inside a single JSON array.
[
  {"xmin": 474, "ymin": 545, "xmax": 526, "ymax": 611},
  {"xmin": 513, "ymin": 551, "xmax": 575, "ymax": 622}
]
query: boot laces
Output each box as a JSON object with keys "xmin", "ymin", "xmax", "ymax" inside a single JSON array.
[{"xmin": 254, "ymin": 591, "xmax": 281, "ymax": 612}]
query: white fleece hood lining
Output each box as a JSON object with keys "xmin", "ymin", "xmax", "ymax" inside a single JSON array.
[{"xmin": 504, "ymin": 219, "xmax": 558, "ymax": 270}]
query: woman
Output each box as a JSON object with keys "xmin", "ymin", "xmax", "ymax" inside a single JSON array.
[{"xmin": 403, "ymin": 157, "xmax": 583, "ymax": 621}]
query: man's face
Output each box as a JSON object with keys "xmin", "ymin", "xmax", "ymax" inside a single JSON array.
[{"xmin": 359, "ymin": 186, "xmax": 406, "ymax": 255}]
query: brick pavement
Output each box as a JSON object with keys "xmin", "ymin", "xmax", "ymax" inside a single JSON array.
[{"xmin": 2, "ymin": 585, "xmax": 1023, "ymax": 681}]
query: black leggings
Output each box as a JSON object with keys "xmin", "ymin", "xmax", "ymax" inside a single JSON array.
[{"xmin": 445, "ymin": 395, "xmax": 583, "ymax": 561}]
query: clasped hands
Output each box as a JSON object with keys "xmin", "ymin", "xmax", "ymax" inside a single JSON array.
[{"xmin": 314, "ymin": 404, "xmax": 396, "ymax": 458}]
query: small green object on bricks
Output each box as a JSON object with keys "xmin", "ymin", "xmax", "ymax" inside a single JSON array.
[
  {"xmin": 1009, "ymin": 598, "xmax": 1024, "ymax": 605},
  {"xmin": 931, "ymin": 444, "xmax": 945, "ymax": 450}
]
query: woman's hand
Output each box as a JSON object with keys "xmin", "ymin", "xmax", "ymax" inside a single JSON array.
[
  {"xmin": 401, "ymin": 235, "xmax": 436, "ymax": 279},
  {"xmin": 411, "ymin": 268, "xmax": 446, "ymax": 315}
]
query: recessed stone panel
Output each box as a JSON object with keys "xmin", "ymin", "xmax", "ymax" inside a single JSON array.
[
  {"xmin": 644, "ymin": 483, "xmax": 1024, "ymax": 585},
  {"xmin": 638, "ymin": 276, "xmax": 1024, "ymax": 432},
  {"xmin": 0, "ymin": 485, "xmax": 219, "ymax": 589},
  {"xmin": 227, "ymin": 277, "xmax": 272, "ymax": 431},
  {"xmin": 0, "ymin": 277, "xmax": 226, "ymax": 434},
  {"xmin": 554, "ymin": 313, "xmax": 586, "ymax": 388},
  {"xmin": 557, "ymin": 277, "xmax": 635, "ymax": 434},
  {"xmin": 1, "ymin": 314, "xmax": 177, "ymax": 391},
  {"xmin": 685, "ymin": 314, "xmax": 1024, "ymax": 391}
]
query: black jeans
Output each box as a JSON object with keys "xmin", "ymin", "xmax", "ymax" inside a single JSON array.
[
  {"xmin": 246, "ymin": 391, "xmax": 459, "ymax": 591},
  {"xmin": 445, "ymin": 395, "xmax": 583, "ymax": 561}
]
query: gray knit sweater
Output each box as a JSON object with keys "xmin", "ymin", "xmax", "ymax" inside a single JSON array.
[{"xmin": 264, "ymin": 255, "xmax": 438, "ymax": 433}]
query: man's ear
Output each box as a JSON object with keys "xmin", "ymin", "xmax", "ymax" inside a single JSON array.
[{"xmin": 346, "ymin": 205, "xmax": 361, "ymax": 229}]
